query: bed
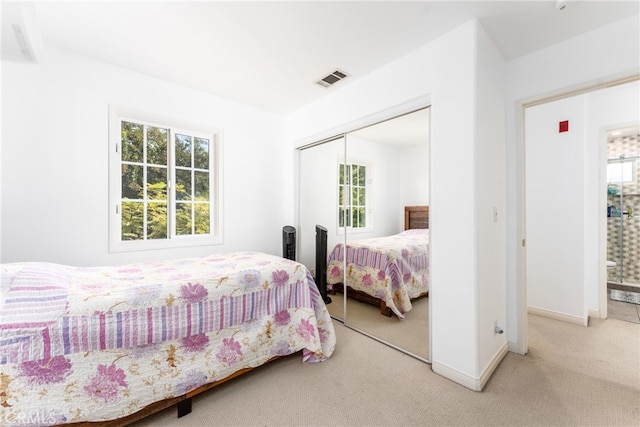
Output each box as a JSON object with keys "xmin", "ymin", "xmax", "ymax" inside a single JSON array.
[
  {"xmin": 0, "ymin": 251, "xmax": 335, "ymax": 426},
  {"xmin": 326, "ymin": 206, "xmax": 429, "ymax": 318}
]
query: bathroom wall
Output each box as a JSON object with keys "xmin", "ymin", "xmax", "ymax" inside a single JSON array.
[{"xmin": 607, "ymin": 133, "xmax": 640, "ymax": 285}]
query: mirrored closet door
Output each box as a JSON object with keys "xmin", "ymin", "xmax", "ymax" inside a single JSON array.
[
  {"xmin": 298, "ymin": 136, "xmax": 347, "ymax": 321},
  {"xmin": 341, "ymin": 109, "xmax": 430, "ymax": 360},
  {"xmin": 297, "ymin": 107, "xmax": 430, "ymax": 361}
]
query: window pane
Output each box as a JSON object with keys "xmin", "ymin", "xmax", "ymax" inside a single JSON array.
[
  {"xmin": 194, "ymin": 204, "xmax": 210, "ymax": 234},
  {"xmin": 175, "ymin": 134, "xmax": 192, "ymax": 168},
  {"xmin": 358, "ymin": 187, "xmax": 366, "ymax": 205},
  {"xmin": 339, "ymin": 164, "xmax": 346, "ymax": 185},
  {"xmin": 121, "ymin": 121, "xmax": 143, "ymax": 163},
  {"xmin": 195, "ymin": 171, "xmax": 209, "ymax": 200},
  {"xmin": 147, "ymin": 126, "xmax": 168, "ymax": 165},
  {"xmin": 338, "ymin": 207, "xmax": 345, "ymax": 227},
  {"xmin": 121, "ymin": 202, "xmax": 144, "ymax": 240},
  {"xmin": 176, "ymin": 203, "xmax": 193, "ymax": 235},
  {"xmin": 345, "ymin": 165, "xmax": 351, "ymax": 185},
  {"xmin": 147, "ymin": 167, "xmax": 167, "ymax": 201},
  {"xmin": 194, "ymin": 137, "xmax": 210, "ymax": 170},
  {"xmin": 122, "ymin": 164, "xmax": 143, "ymax": 199},
  {"xmin": 147, "ymin": 203, "xmax": 167, "ymax": 239},
  {"xmin": 352, "ymin": 166, "xmax": 359, "ymax": 186},
  {"xmin": 176, "ymin": 169, "xmax": 192, "ymax": 201},
  {"xmin": 345, "ymin": 208, "xmax": 351, "ymax": 227},
  {"xmin": 356, "ymin": 207, "xmax": 366, "ymax": 227},
  {"xmin": 352, "ymin": 188, "xmax": 359, "ymax": 207},
  {"xmin": 357, "ymin": 165, "xmax": 365, "ymax": 185}
]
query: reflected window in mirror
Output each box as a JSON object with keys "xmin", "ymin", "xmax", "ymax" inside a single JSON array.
[{"xmin": 339, "ymin": 162, "xmax": 369, "ymax": 229}]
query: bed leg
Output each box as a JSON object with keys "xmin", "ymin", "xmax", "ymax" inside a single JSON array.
[
  {"xmin": 177, "ymin": 397, "xmax": 192, "ymax": 418},
  {"xmin": 380, "ymin": 301, "xmax": 392, "ymax": 317}
]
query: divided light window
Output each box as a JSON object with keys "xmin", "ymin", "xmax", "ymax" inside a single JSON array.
[
  {"xmin": 338, "ymin": 163, "xmax": 368, "ymax": 229},
  {"xmin": 109, "ymin": 107, "xmax": 222, "ymax": 252}
]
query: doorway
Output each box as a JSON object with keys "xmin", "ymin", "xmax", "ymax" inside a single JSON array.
[
  {"xmin": 522, "ymin": 78, "xmax": 640, "ymax": 345},
  {"xmin": 605, "ymin": 127, "xmax": 640, "ymax": 324}
]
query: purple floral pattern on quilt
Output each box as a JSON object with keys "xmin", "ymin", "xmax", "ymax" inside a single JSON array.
[
  {"xmin": 84, "ymin": 364, "xmax": 128, "ymax": 403},
  {"xmin": 238, "ymin": 269, "xmax": 262, "ymax": 291},
  {"xmin": 216, "ymin": 337, "xmax": 243, "ymax": 365},
  {"xmin": 19, "ymin": 356, "xmax": 72, "ymax": 385},
  {"xmin": 271, "ymin": 269, "xmax": 289, "ymax": 286},
  {"xmin": 181, "ymin": 333, "xmax": 210, "ymax": 352},
  {"xmin": 274, "ymin": 310, "xmax": 291, "ymax": 326},
  {"xmin": 295, "ymin": 319, "xmax": 315, "ymax": 343},
  {"xmin": 180, "ymin": 282, "xmax": 208, "ymax": 303}
]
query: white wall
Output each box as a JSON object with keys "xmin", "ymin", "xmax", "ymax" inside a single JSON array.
[
  {"xmin": 1, "ymin": 47, "xmax": 289, "ymax": 266},
  {"xmin": 505, "ymin": 15, "xmax": 640, "ymax": 350},
  {"xmin": 475, "ymin": 24, "xmax": 508, "ymax": 378},
  {"xmin": 298, "ymin": 138, "xmax": 344, "ymax": 272},
  {"xmin": 286, "ymin": 20, "xmax": 508, "ymax": 390},
  {"xmin": 398, "ymin": 143, "xmax": 430, "ymax": 211},
  {"xmin": 525, "ymin": 95, "xmax": 587, "ymax": 324},
  {"xmin": 347, "ymin": 136, "xmax": 403, "ymax": 237}
]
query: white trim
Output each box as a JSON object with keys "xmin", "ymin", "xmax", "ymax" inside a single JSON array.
[
  {"xmin": 527, "ymin": 305, "xmax": 588, "ymax": 326},
  {"xmin": 432, "ymin": 343, "xmax": 507, "ymax": 392},
  {"xmin": 588, "ymin": 308, "xmax": 600, "ymax": 319},
  {"xmin": 479, "ymin": 342, "xmax": 509, "ymax": 390}
]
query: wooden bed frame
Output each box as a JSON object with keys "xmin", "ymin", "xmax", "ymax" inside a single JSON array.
[
  {"xmin": 64, "ymin": 355, "xmax": 286, "ymax": 426},
  {"xmin": 404, "ymin": 205, "xmax": 429, "ymax": 230},
  {"xmin": 330, "ymin": 205, "xmax": 429, "ymax": 317}
]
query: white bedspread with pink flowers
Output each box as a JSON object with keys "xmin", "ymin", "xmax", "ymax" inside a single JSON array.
[
  {"xmin": 0, "ymin": 252, "xmax": 335, "ymax": 425},
  {"xmin": 326, "ymin": 229, "xmax": 429, "ymax": 318}
]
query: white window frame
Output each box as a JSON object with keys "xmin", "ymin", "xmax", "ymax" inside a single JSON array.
[
  {"xmin": 109, "ymin": 106, "xmax": 223, "ymax": 252},
  {"xmin": 338, "ymin": 161, "xmax": 371, "ymax": 233}
]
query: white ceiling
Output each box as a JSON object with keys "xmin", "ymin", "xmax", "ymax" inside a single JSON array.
[{"xmin": 4, "ymin": 1, "xmax": 639, "ymax": 115}]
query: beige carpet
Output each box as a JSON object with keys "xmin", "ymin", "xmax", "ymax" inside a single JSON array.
[
  {"xmin": 132, "ymin": 314, "xmax": 640, "ymax": 427},
  {"xmin": 326, "ymin": 292, "xmax": 429, "ymax": 359}
]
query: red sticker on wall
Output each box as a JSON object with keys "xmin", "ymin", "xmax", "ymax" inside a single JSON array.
[{"xmin": 559, "ymin": 120, "xmax": 569, "ymax": 133}]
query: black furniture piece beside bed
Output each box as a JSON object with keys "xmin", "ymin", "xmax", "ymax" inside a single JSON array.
[{"xmin": 315, "ymin": 225, "xmax": 332, "ymax": 305}]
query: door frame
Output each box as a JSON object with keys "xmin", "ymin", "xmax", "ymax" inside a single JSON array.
[{"xmin": 515, "ymin": 74, "xmax": 640, "ymax": 354}]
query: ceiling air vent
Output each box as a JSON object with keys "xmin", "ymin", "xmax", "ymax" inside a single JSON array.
[{"xmin": 316, "ymin": 69, "xmax": 349, "ymax": 88}]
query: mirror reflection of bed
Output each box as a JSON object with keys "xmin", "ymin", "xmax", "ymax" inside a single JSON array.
[
  {"xmin": 327, "ymin": 206, "xmax": 430, "ymax": 358},
  {"xmin": 297, "ymin": 107, "xmax": 430, "ymax": 362},
  {"xmin": 328, "ymin": 206, "xmax": 429, "ymax": 317}
]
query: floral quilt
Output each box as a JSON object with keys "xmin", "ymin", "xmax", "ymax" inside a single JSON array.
[
  {"xmin": 326, "ymin": 229, "xmax": 429, "ymax": 318},
  {"xmin": 0, "ymin": 252, "xmax": 335, "ymax": 425}
]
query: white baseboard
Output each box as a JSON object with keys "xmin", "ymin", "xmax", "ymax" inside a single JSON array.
[
  {"xmin": 527, "ymin": 305, "xmax": 588, "ymax": 326},
  {"xmin": 588, "ymin": 308, "xmax": 600, "ymax": 319},
  {"xmin": 432, "ymin": 342, "xmax": 508, "ymax": 392}
]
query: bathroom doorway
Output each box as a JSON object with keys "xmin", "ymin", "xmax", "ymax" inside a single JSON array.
[{"xmin": 605, "ymin": 126, "xmax": 640, "ymax": 324}]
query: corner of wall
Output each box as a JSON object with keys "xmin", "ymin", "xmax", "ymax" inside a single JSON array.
[{"xmin": 432, "ymin": 341, "xmax": 508, "ymax": 392}]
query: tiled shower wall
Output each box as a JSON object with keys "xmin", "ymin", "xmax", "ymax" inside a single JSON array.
[{"xmin": 607, "ymin": 133, "xmax": 640, "ymax": 285}]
